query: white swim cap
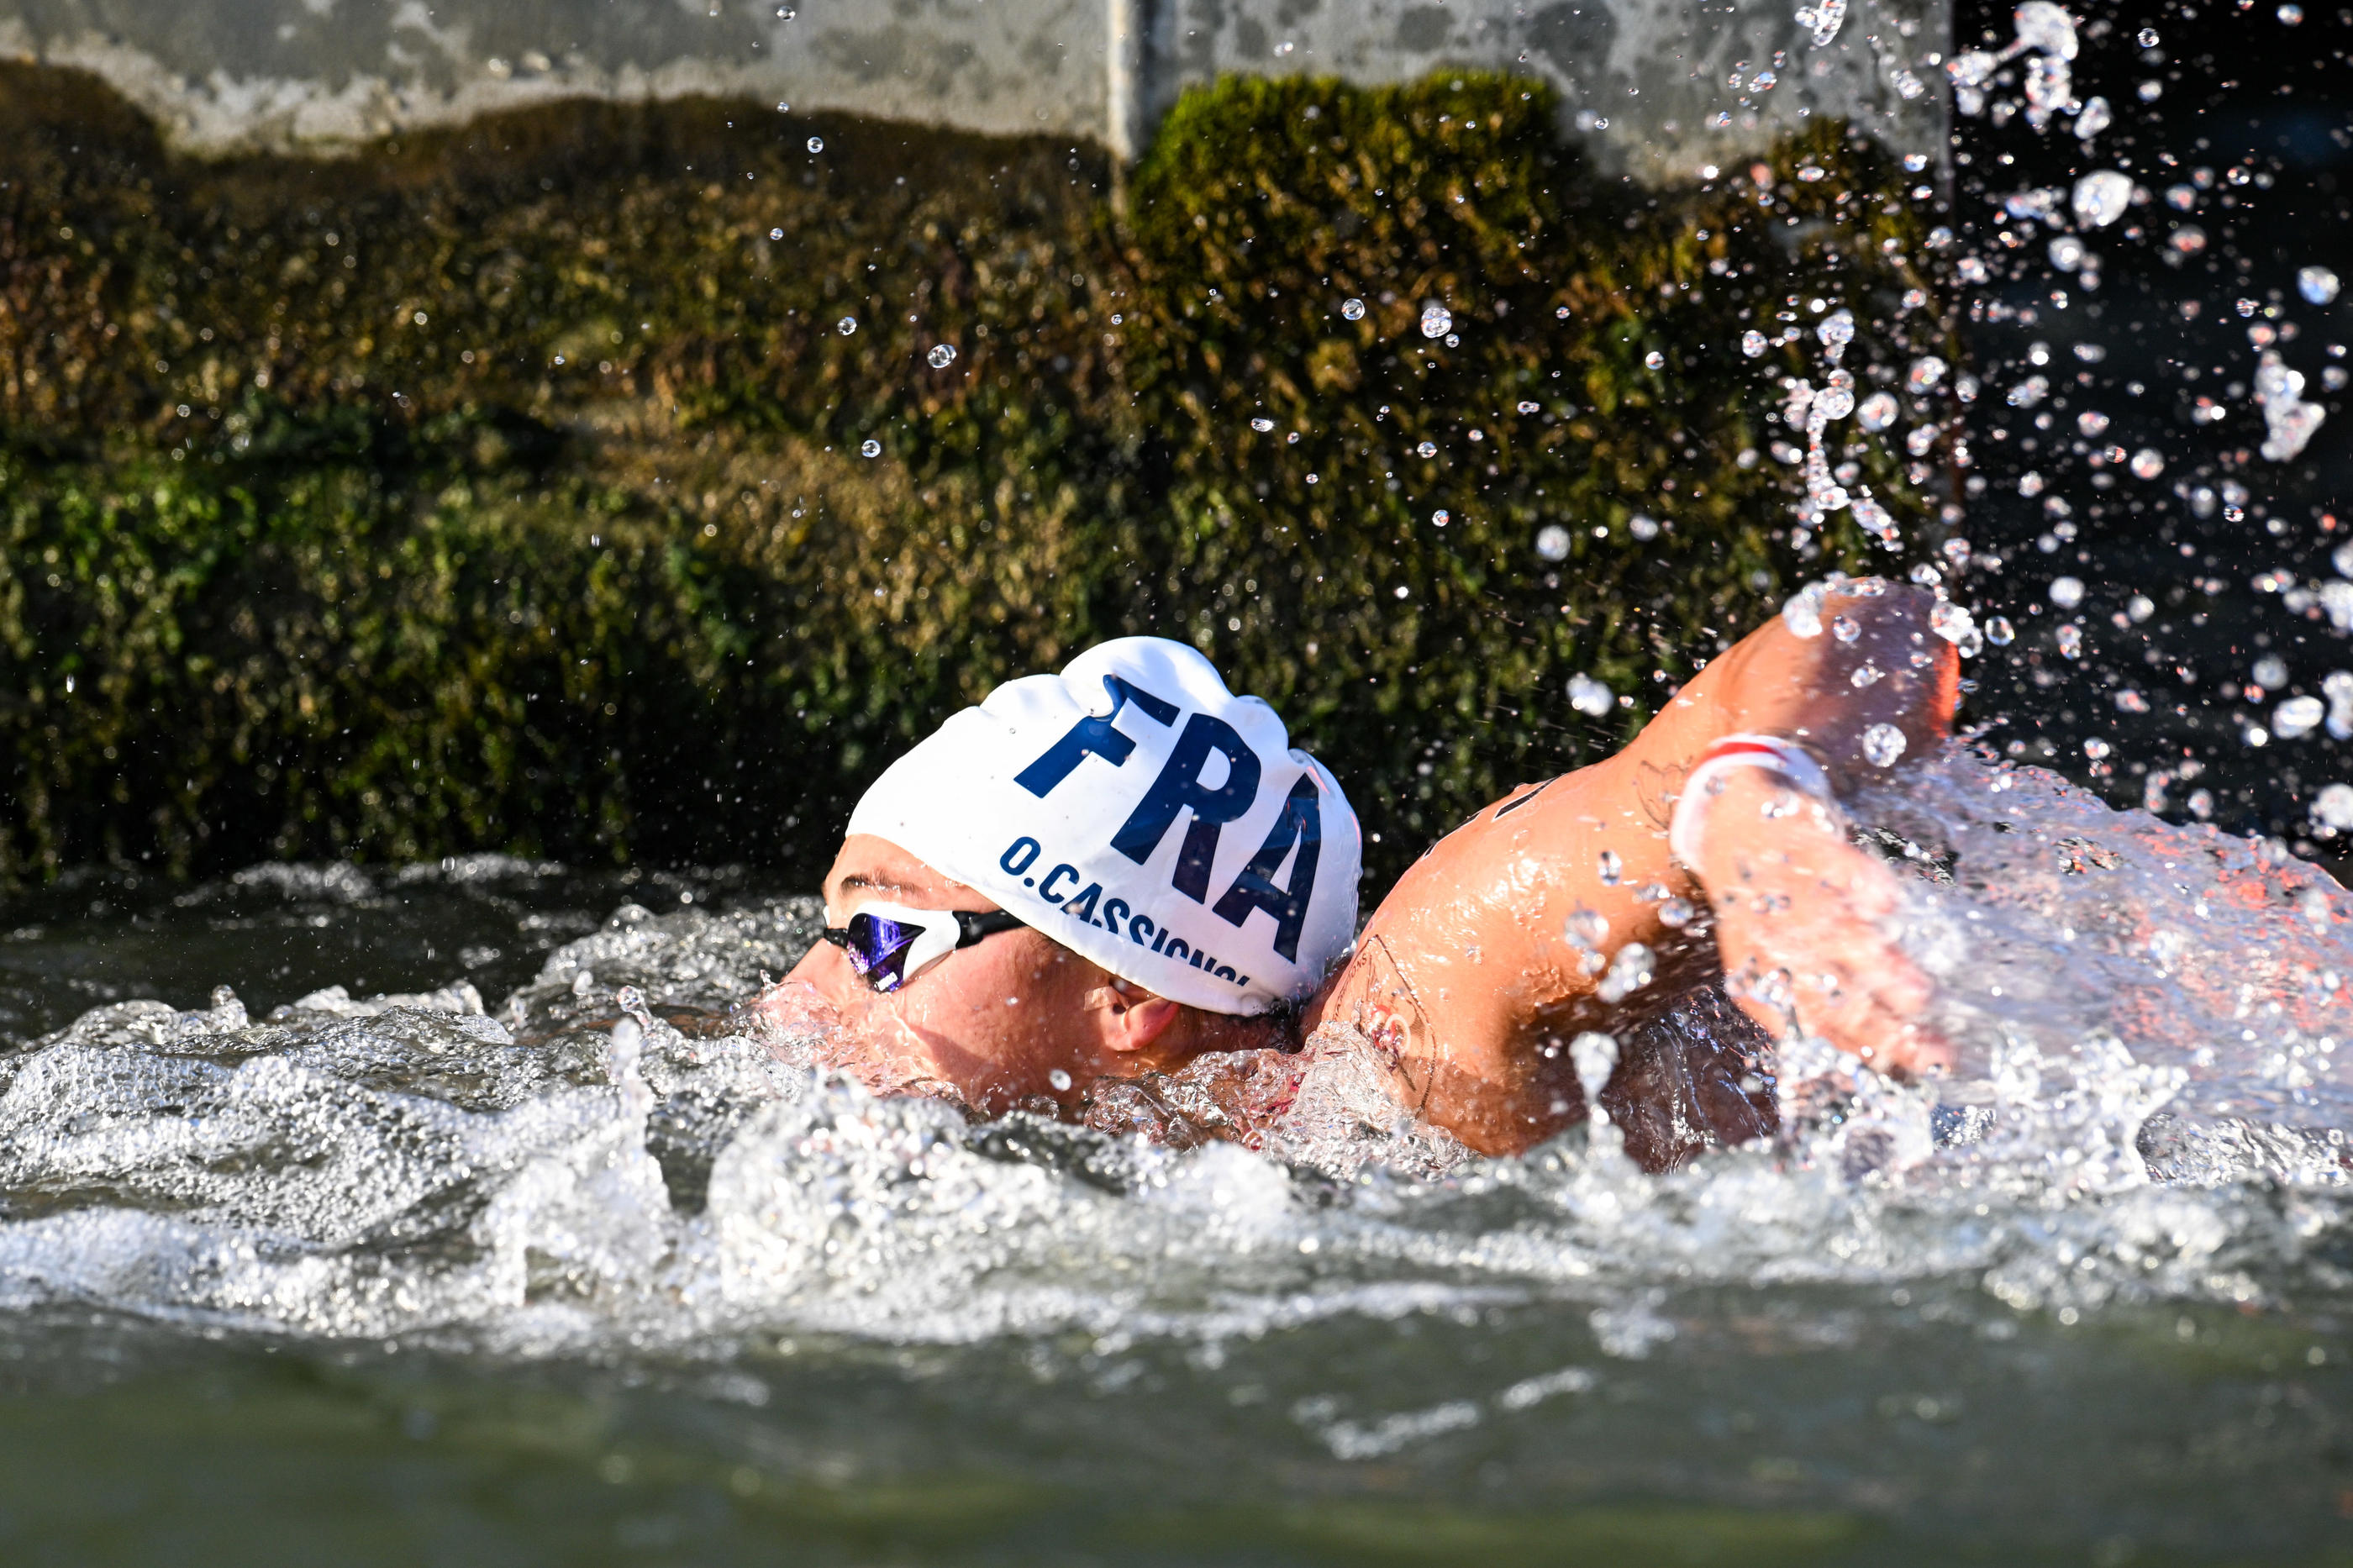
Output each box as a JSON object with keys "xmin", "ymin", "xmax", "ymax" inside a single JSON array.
[{"xmin": 846, "ymin": 637, "xmax": 1361, "ymax": 1015}]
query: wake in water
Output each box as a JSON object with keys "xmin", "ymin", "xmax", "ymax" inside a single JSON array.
[{"xmin": 0, "ymin": 749, "xmax": 2345, "ymax": 1358}]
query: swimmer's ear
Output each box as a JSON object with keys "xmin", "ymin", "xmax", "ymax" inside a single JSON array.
[{"xmin": 1085, "ymin": 976, "xmax": 1182, "ymax": 1054}]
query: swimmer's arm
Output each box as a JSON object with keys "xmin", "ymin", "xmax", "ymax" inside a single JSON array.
[
  {"xmin": 1302, "ymin": 756, "xmax": 1696, "ymax": 1155},
  {"xmin": 1625, "ymin": 581, "xmax": 1960, "ymax": 795},
  {"xmin": 1303, "ymin": 582, "xmax": 1960, "ymax": 1153},
  {"xmin": 1629, "ymin": 582, "xmax": 1961, "ymax": 1076}
]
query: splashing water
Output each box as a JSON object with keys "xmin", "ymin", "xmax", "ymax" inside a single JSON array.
[
  {"xmin": 1794, "ymin": 0, "xmax": 1846, "ymax": 49},
  {"xmin": 2254, "ymin": 350, "xmax": 2328, "ymax": 461},
  {"xmin": 2070, "ymin": 169, "xmax": 2133, "ymax": 229},
  {"xmin": 1745, "ymin": 0, "xmax": 2343, "ymax": 866},
  {"xmin": 1, "ymin": 750, "xmax": 2346, "ymax": 1361},
  {"xmin": 1947, "ymin": 2, "xmax": 2084, "ymax": 124}
]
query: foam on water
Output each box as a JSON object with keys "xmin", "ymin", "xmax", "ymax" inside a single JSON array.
[{"xmin": 1, "ymin": 754, "xmax": 2347, "ymax": 1361}]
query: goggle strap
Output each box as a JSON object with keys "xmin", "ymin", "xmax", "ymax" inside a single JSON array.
[{"xmin": 951, "ymin": 910, "xmax": 1025, "ymax": 947}]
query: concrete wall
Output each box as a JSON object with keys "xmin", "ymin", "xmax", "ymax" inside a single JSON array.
[{"xmin": 0, "ymin": 0, "xmax": 1948, "ymax": 179}]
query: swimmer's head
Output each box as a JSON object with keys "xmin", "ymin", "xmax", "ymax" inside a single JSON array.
[{"xmin": 766, "ymin": 637, "xmax": 1360, "ymax": 1112}]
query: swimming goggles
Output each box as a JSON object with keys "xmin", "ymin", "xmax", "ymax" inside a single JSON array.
[{"xmin": 819, "ymin": 902, "xmax": 1026, "ymax": 993}]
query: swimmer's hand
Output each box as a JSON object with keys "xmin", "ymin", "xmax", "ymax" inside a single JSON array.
[{"xmin": 1693, "ymin": 768, "xmax": 1955, "ymax": 1079}]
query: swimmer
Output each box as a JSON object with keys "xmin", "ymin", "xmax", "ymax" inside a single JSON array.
[{"xmin": 754, "ymin": 581, "xmax": 1957, "ymax": 1161}]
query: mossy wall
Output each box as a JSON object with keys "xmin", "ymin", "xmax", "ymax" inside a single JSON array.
[{"xmin": 0, "ymin": 66, "xmax": 1950, "ymax": 890}]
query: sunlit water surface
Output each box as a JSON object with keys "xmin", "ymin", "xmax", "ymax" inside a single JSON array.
[{"xmin": 2, "ymin": 752, "xmax": 2349, "ymax": 1565}]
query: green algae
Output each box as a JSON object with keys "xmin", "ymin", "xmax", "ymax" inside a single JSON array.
[{"xmin": 0, "ymin": 65, "xmax": 1951, "ymax": 887}]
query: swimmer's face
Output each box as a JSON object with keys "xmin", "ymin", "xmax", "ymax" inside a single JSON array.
[{"xmin": 766, "ymin": 834, "xmax": 1149, "ymax": 1114}]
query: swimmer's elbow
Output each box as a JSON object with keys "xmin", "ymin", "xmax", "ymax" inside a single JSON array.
[{"xmin": 1706, "ymin": 580, "xmax": 1959, "ymax": 778}]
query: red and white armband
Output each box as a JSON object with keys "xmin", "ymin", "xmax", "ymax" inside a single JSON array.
[{"xmin": 1668, "ymin": 734, "xmax": 1837, "ymax": 871}]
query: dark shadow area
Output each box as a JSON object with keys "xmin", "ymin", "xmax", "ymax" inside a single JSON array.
[{"xmin": 1951, "ymin": 0, "xmax": 2352, "ymax": 855}]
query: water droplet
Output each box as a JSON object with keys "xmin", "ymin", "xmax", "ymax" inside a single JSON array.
[
  {"xmin": 1251, "ymin": 416, "xmax": 1275, "ymax": 432},
  {"xmin": 2013, "ymin": 1, "xmax": 2078, "ymax": 59},
  {"xmin": 1535, "ymin": 524, "xmax": 1571, "ymax": 562},
  {"xmin": 1985, "ymin": 615, "xmax": 2015, "ymax": 646},
  {"xmin": 1517, "ymin": 400, "xmax": 1540, "ymax": 414},
  {"xmin": 926, "ymin": 344, "xmax": 959, "ymax": 370},
  {"xmin": 1431, "ymin": 509, "xmax": 1450, "ymax": 528},
  {"xmin": 1644, "ymin": 350, "xmax": 1666, "ymax": 370},
  {"xmin": 1816, "ymin": 309, "xmax": 1856, "ymax": 353},
  {"xmin": 2074, "ymin": 96, "xmax": 2112, "ymax": 139},
  {"xmin": 2256, "ymin": 350, "xmax": 2328, "ymax": 461},
  {"xmin": 1598, "ymin": 850, "xmax": 1623, "ymax": 885},
  {"xmin": 1857, "ymin": 392, "xmax": 1899, "ymax": 432},
  {"xmin": 1830, "ymin": 615, "xmax": 1861, "ymax": 644},
  {"xmin": 1781, "ymin": 584, "xmax": 1826, "ymax": 638},
  {"xmin": 1930, "ymin": 601, "xmax": 1977, "ymax": 645},
  {"xmin": 1563, "ymin": 906, "xmax": 1610, "ymax": 952},
  {"xmin": 1742, "ymin": 330, "xmax": 1769, "ymax": 358},
  {"xmin": 1851, "ymin": 492, "xmax": 1899, "ymax": 545},
  {"xmin": 2314, "ymin": 782, "xmax": 2353, "ymax": 830},
  {"xmin": 1341, "ymin": 297, "xmax": 1366, "ymax": 321},
  {"xmin": 1420, "ymin": 303, "xmax": 1453, "ymax": 339},
  {"xmin": 1595, "ymin": 941, "xmax": 1655, "ymax": 1004},
  {"xmin": 2301, "ymin": 266, "xmax": 2341, "ymax": 307},
  {"xmin": 769, "ymin": 227, "xmax": 784, "ymax": 240},
  {"xmin": 837, "ymin": 316, "xmax": 857, "ymax": 335},
  {"xmin": 2071, "ymin": 171, "xmax": 2134, "ymax": 229},
  {"xmin": 2276, "ymin": 696, "xmax": 2325, "ymax": 739},
  {"xmin": 2048, "ymin": 235, "xmax": 2087, "ymax": 271},
  {"xmin": 2050, "ymin": 576, "xmax": 2085, "ymax": 609},
  {"xmin": 1628, "ymin": 514, "xmax": 1659, "ymax": 541},
  {"xmin": 1907, "ymin": 355, "xmax": 1948, "ymax": 392},
  {"xmin": 860, "ymin": 439, "xmax": 882, "ymax": 458},
  {"xmin": 2279, "ymin": 3, "xmax": 2304, "ymax": 21},
  {"xmin": 1047, "ymin": 1068, "xmax": 1073, "ymax": 1092},
  {"xmin": 1567, "ymin": 672, "xmax": 1613, "ymax": 715},
  {"xmin": 1569, "ymin": 1029, "xmax": 1619, "ymax": 1099},
  {"xmin": 2077, "ymin": 410, "xmax": 2110, "ymax": 437},
  {"xmin": 1862, "ymin": 723, "xmax": 1907, "ymax": 767},
  {"xmin": 1415, "ymin": 440, "xmax": 1437, "ymax": 459},
  {"xmin": 807, "ymin": 136, "xmax": 824, "ymax": 154},
  {"xmin": 2056, "ymin": 624, "xmax": 2084, "ymax": 660}
]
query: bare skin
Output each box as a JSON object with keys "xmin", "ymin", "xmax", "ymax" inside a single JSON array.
[
  {"xmin": 766, "ymin": 835, "xmax": 1283, "ymax": 1118},
  {"xmin": 761, "ymin": 581, "xmax": 1958, "ymax": 1157},
  {"xmin": 1299, "ymin": 581, "xmax": 1959, "ymax": 1153}
]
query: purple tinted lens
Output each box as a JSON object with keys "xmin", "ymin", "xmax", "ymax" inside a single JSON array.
[{"xmin": 845, "ymin": 913, "xmax": 921, "ymax": 992}]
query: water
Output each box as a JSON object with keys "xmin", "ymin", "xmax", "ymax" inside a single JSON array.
[
  {"xmin": 1944, "ymin": 0, "xmax": 2352, "ymax": 842},
  {"xmin": 6, "ymin": 6, "xmax": 2350, "ymax": 1559},
  {"xmin": 4, "ymin": 755, "xmax": 2351, "ymax": 1563}
]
